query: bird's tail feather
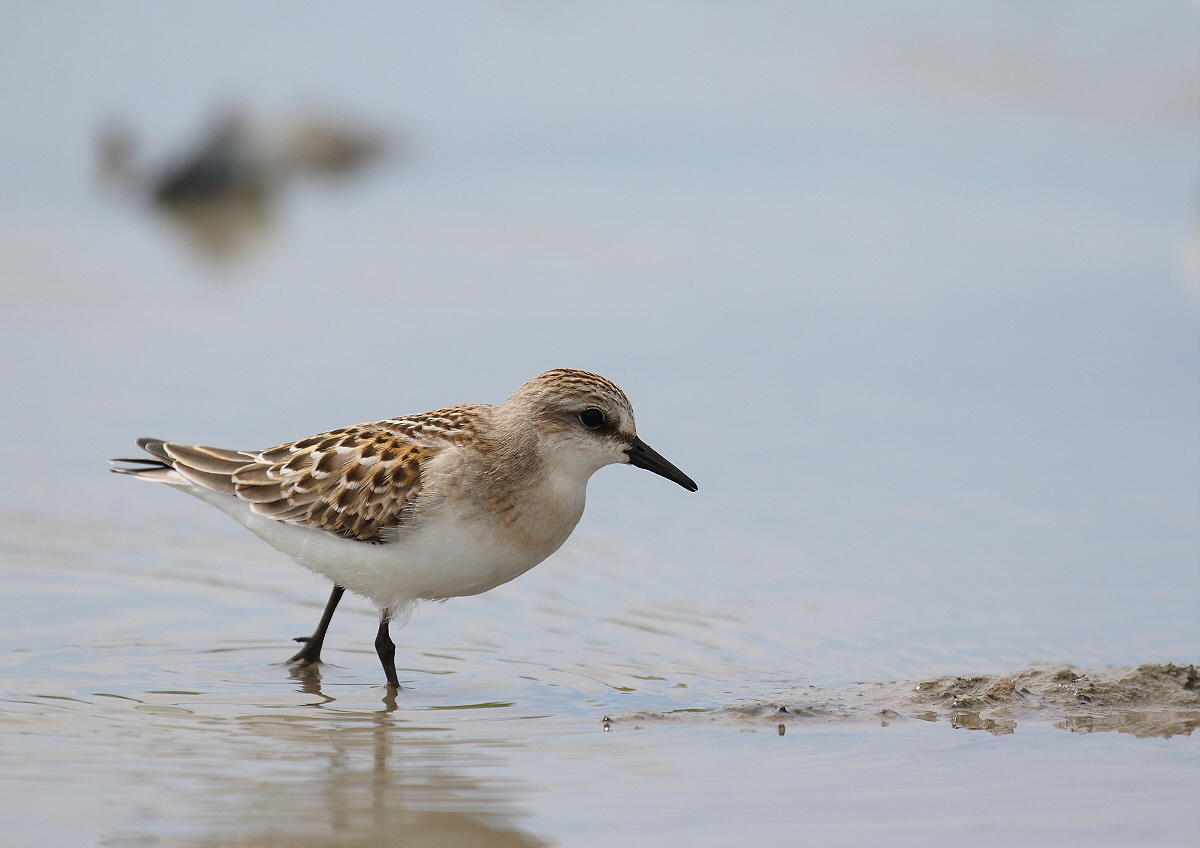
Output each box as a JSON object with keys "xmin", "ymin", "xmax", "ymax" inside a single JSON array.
[{"xmin": 110, "ymin": 438, "xmax": 178, "ymax": 482}]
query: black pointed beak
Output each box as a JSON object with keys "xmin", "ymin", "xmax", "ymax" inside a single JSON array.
[{"xmin": 625, "ymin": 437, "xmax": 698, "ymax": 492}]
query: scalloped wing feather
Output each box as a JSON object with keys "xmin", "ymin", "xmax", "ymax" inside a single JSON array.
[
  {"xmin": 246, "ymin": 427, "xmax": 434, "ymax": 542},
  {"xmin": 136, "ymin": 406, "xmax": 486, "ymax": 543},
  {"xmin": 159, "ymin": 425, "xmax": 450, "ymax": 543}
]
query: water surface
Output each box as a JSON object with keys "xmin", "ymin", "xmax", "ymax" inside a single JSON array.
[{"xmin": 1, "ymin": 2, "xmax": 1197, "ymax": 845}]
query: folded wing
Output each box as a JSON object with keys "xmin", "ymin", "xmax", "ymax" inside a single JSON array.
[{"xmin": 120, "ymin": 426, "xmax": 436, "ymax": 543}]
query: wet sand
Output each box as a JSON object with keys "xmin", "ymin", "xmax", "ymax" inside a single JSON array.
[{"xmin": 621, "ymin": 664, "xmax": 1200, "ymax": 738}]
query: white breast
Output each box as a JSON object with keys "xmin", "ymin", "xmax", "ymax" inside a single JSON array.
[{"xmin": 182, "ymin": 469, "xmax": 588, "ymax": 615}]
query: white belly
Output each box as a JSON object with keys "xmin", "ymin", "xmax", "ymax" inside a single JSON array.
[{"xmin": 186, "ymin": 482, "xmax": 584, "ymax": 615}]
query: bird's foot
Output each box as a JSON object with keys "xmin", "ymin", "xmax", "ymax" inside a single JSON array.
[{"xmin": 288, "ymin": 642, "xmax": 325, "ymax": 666}]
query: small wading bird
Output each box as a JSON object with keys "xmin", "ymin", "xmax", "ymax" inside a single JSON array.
[{"xmin": 111, "ymin": 369, "xmax": 697, "ymax": 688}]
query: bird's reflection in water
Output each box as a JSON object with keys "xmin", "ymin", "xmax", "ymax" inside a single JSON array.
[
  {"xmin": 290, "ymin": 661, "xmax": 340, "ymax": 707},
  {"xmin": 107, "ymin": 668, "xmax": 548, "ymax": 847}
]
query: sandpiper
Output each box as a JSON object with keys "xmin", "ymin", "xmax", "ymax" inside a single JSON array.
[{"xmin": 111, "ymin": 369, "xmax": 697, "ymax": 687}]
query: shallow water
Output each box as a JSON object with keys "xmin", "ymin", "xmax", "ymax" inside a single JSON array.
[
  {"xmin": 2, "ymin": 519, "xmax": 1197, "ymax": 847},
  {"xmin": 2, "ymin": 2, "xmax": 1198, "ymax": 845}
]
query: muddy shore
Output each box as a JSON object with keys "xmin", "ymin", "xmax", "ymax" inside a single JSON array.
[{"xmin": 616, "ymin": 664, "xmax": 1200, "ymax": 738}]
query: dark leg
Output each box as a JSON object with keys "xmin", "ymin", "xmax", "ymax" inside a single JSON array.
[
  {"xmin": 289, "ymin": 585, "xmax": 345, "ymax": 666},
  {"xmin": 374, "ymin": 610, "xmax": 400, "ymax": 689}
]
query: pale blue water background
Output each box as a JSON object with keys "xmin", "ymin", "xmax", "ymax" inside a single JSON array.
[{"xmin": 1, "ymin": 2, "xmax": 1197, "ymax": 845}]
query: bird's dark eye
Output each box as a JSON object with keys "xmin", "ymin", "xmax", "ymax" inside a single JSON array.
[{"xmin": 579, "ymin": 408, "xmax": 605, "ymax": 429}]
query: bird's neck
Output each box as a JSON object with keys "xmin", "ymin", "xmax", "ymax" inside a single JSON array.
[{"xmin": 471, "ymin": 417, "xmax": 590, "ymax": 553}]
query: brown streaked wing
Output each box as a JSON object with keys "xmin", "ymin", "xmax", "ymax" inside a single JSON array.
[
  {"xmin": 232, "ymin": 425, "xmax": 436, "ymax": 543},
  {"xmin": 374, "ymin": 404, "xmax": 486, "ymax": 447}
]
